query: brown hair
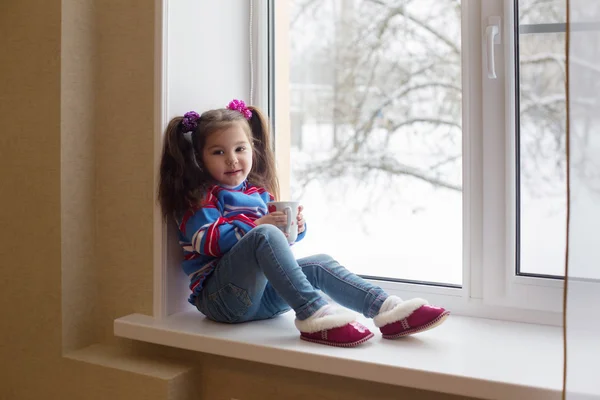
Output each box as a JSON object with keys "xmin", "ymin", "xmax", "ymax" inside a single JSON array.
[{"xmin": 158, "ymin": 105, "xmax": 279, "ymax": 220}]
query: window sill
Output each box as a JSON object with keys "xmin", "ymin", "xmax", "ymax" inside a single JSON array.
[{"xmin": 113, "ymin": 310, "xmax": 572, "ymax": 399}]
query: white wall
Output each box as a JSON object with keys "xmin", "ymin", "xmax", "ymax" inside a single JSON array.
[
  {"xmin": 163, "ymin": 1, "xmax": 252, "ymax": 316},
  {"xmin": 168, "ymin": 0, "xmax": 251, "ymax": 117}
]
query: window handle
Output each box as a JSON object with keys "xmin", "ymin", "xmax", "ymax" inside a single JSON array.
[{"xmin": 485, "ymin": 16, "xmax": 501, "ymax": 79}]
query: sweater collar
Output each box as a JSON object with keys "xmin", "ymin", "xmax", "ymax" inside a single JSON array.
[{"xmin": 217, "ymin": 180, "xmax": 247, "ymax": 192}]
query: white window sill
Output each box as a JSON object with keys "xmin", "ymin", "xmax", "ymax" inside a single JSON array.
[{"xmin": 113, "ymin": 310, "xmax": 579, "ymax": 400}]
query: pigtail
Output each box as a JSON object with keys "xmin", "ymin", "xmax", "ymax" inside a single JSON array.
[
  {"xmin": 247, "ymin": 106, "xmax": 280, "ymax": 200},
  {"xmin": 158, "ymin": 117, "xmax": 205, "ymax": 220}
]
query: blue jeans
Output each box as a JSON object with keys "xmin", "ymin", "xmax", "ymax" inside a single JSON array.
[{"xmin": 195, "ymin": 224, "xmax": 389, "ymax": 323}]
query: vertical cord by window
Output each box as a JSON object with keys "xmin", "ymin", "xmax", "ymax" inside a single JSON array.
[
  {"xmin": 562, "ymin": 1, "xmax": 570, "ymax": 399},
  {"xmin": 249, "ymin": 0, "xmax": 254, "ymax": 105}
]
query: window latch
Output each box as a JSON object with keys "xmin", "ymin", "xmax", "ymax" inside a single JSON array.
[{"xmin": 485, "ymin": 16, "xmax": 502, "ymax": 79}]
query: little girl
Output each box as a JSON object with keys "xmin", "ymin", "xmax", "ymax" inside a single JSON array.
[{"xmin": 158, "ymin": 99, "xmax": 450, "ymax": 347}]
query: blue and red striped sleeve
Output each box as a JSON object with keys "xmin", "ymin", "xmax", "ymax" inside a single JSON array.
[{"xmin": 179, "ymin": 194, "xmax": 257, "ymax": 258}]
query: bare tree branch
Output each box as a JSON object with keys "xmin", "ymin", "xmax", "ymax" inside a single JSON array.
[
  {"xmin": 289, "ymin": 0, "xmax": 571, "ymax": 200},
  {"xmin": 298, "ymin": 155, "xmax": 462, "ymax": 192},
  {"xmin": 428, "ymin": 154, "xmax": 461, "ymax": 171},
  {"xmin": 357, "ymin": 81, "xmax": 461, "ymax": 135},
  {"xmin": 291, "ymin": 0, "xmax": 322, "ymax": 27},
  {"xmin": 364, "ymin": 0, "xmax": 460, "ymax": 56},
  {"xmin": 389, "ymin": 117, "xmax": 462, "ymax": 133}
]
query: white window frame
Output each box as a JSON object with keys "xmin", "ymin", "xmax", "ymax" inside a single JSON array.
[
  {"xmin": 482, "ymin": 0, "xmax": 564, "ymax": 312},
  {"xmin": 260, "ymin": 0, "xmax": 564, "ymax": 325}
]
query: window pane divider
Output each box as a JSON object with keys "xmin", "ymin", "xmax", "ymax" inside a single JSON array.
[{"xmin": 519, "ymin": 22, "xmax": 600, "ymax": 34}]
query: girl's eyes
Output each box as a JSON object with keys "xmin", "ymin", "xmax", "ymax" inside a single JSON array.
[{"xmin": 210, "ymin": 147, "xmax": 247, "ymax": 155}]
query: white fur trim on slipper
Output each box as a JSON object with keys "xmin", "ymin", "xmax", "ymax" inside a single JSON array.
[
  {"xmin": 373, "ymin": 298, "xmax": 429, "ymax": 328},
  {"xmin": 294, "ymin": 306, "xmax": 357, "ymax": 333}
]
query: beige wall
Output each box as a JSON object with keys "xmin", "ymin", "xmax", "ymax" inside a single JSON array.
[{"xmin": 0, "ymin": 1, "xmax": 475, "ymax": 399}]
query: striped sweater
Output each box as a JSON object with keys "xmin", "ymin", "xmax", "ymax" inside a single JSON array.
[{"xmin": 176, "ymin": 181, "xmax": 306, "ymax": 305}]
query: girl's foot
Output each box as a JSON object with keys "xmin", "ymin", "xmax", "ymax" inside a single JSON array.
[
  {"xmin": 373, "ymin": 296, "xmax": 450, "ymax": 339},
  {"xmin": 295, "ymin": 305, "xmax": 374, "ymax": 347}
]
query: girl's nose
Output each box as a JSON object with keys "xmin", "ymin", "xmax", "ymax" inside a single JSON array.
[{"xmin": 227, "ymin": 157, "xmax": 237, "ymax": 166}]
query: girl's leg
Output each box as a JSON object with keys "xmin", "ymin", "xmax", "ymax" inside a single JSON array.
[
  {"xmin": 197, "ymin": 225, "xmax": 374, "ymax": 347},
  {"xmin": 295, "ymin": 253, "xmax": 450, "ymax": 338},
  {"xmin": 197, "ymin": 224, "xmax": 329, "ymax": 324},
  {"xmin": 295, "ymin": 253, "xmax": 388, "ymax": 318},
  {"xmin": 250, "ymin": 253, "xmax": 417, "ymax": 320}
]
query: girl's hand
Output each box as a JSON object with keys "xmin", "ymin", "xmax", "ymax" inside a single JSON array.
[
  {"xmin": 297, "ymin": 205, "xmax": 305, "ymax": 234},
  {"xmin": 255, "ymin": 211, "xmax": 288, "ymax": 228}
]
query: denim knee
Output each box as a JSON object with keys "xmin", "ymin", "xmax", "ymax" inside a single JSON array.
[
  {"xmin": 250, "ymin": 224, "xmax": 287, "ymax": 243},
  {"xmin": 301, "ymin": 253, "xmax": 337, "ymax": 268}
]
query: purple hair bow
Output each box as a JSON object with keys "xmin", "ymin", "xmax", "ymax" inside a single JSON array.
[
  {"xmin": 181, "ymin": 111, "xmax": 200, "ymax": 133},
  {"xmin": 227, "ymin": 99, "xmax": 252, "ymax": 120}
]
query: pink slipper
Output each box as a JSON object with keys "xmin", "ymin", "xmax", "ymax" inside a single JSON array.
[
  {"xmin": 300, "ymin": 321, "xmax": 374, "ymax": 347},
  {"xmin": 373, "ymin": 298, "xmax": 450, "ymax": 339},
  {"xmin": 295, "ymin": 306, "xmax": 374, "ymax": 347}
]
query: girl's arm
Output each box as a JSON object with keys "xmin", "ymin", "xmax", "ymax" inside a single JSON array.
[{"xmin": 180, "ymin": 206, "xmax": 256, "ymax": 257}]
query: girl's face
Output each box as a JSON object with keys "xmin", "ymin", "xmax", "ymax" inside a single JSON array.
[{"xmin": 201, "ymin": 123, "xmax": 253, "ymax": 187}]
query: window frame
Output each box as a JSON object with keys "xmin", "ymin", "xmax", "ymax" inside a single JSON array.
[
  {"xmin": 262, "ymin": 0, "xmax": 564, "ymax": 325},
  {"xmin": 513, "ymin": 0, "xmax": 568, "ymax": 281},
  {"xmin": 483, "ymin": 0, "xmax": 564, "ymax": 311}
]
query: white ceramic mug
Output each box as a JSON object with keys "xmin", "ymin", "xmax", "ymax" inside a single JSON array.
[{"xmin": 267, "ymin": 201, "xmax": 300, "ymax": 244}]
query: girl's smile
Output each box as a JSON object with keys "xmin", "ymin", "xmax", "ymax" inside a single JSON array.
[{"xmin": 202, "ymin": 123, "xmax": 253, "ymax": 187}]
